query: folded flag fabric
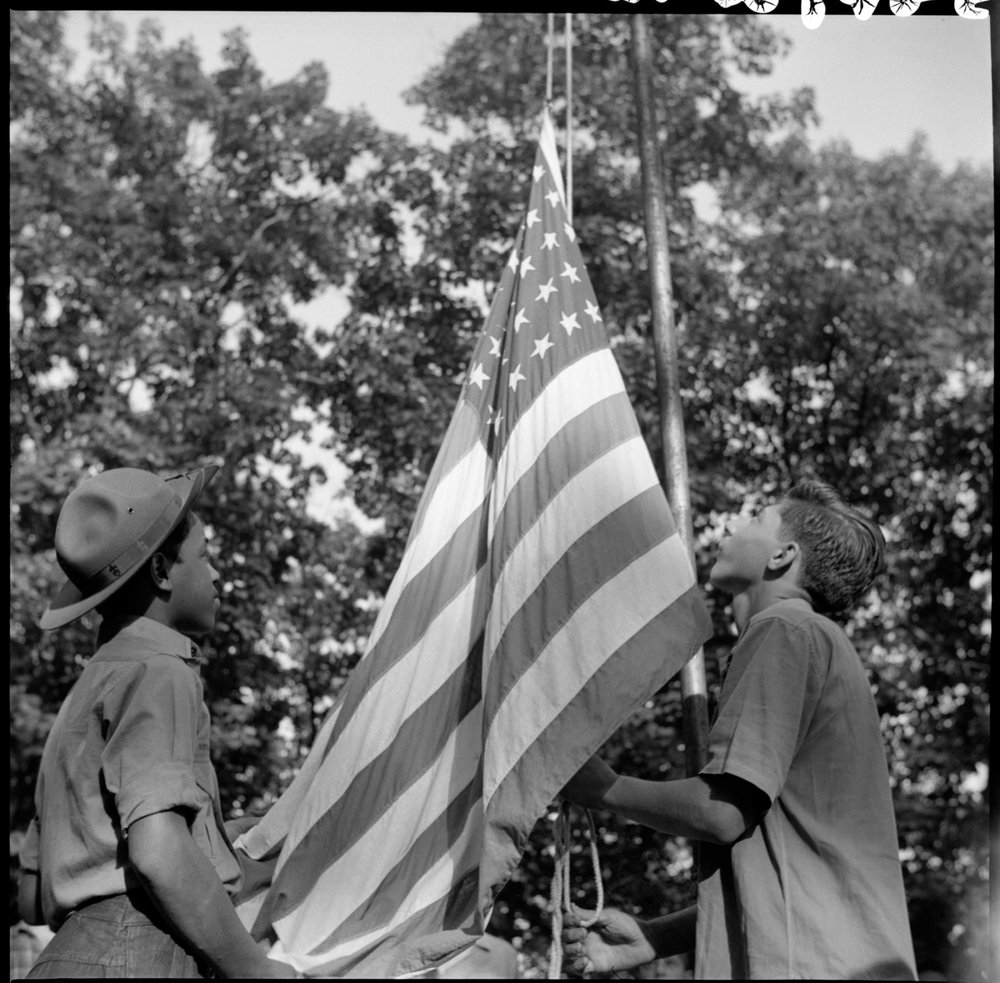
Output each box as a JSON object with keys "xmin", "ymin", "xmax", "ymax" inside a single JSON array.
[{"xmin": 234, "ymin": 108, "xmax": 712, "ymax": 978}]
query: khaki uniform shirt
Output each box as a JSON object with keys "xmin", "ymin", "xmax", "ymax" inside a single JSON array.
[
  {"xmin": 697, "ymin": 599, "xmax": 916, "ymax": 980},
  {"xmin": 20, "ymin": 616, "xmax": 243, "ymax": 929}
]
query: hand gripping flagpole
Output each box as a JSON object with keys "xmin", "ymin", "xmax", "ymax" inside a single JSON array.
[{"xmin": 629, "ymin": 15, "xmax": 710, "ymax": 776}]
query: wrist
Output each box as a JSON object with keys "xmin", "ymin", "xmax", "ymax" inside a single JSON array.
[{"xmin": 632, "ymin": 917, "xmax": 661, "ymax": 963}]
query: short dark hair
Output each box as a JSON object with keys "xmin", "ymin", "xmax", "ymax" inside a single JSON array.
[
  {"xmin": 777, "ymin": 480, "xmax": 886, "ymax": 617},
  {"xmin": 96, "ymin": 512, "xmax": 195, "ymax": 618}
]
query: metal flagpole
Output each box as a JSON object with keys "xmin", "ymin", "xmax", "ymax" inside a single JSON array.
[{"xmin": 629, "ymin": 14, "xmax": 709, "ymax": 776}]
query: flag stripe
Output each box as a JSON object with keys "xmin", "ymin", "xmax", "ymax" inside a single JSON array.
[
  {"xmin": 487, "ymin": 390, "xmax": 647, "ymax": 575},
  {"xmin": 408, "ymin": 402, "xmax": 488, "ymax": 542},
  {"xmin": 487, "ymin": 348, "xmax": 628, "ymax": 537},
  {"xmin": 274, "ymin": 572, "xmax": 488, "ymax": 865},
  {"xmin": 288, "ymin": 871, "xmax": 480, "ymax": 978},
  {"xmin": 262, "ymin": 647, "xmax": 482, "ymax": 932},
  {"xmin": 309, "ymin": 773, "xmax": 483, "ymax": 951},
  {"xmin": 263, "ymin": 645, "xmax": 483, "ymax": 931},
  {"xmin": 336, "ymin": 500, "xmax": 489, "ymax": 718},
  {"xmin": 477, "ymin": 582, "xmax": 711, "ymax": 897},
  {"xmin": 364, "ymin": 437, "xmax": 490, "ymax": 647},
  {"xmin": 484, "ymin": 483, "xmax": 679, "ymax": 722},
  {"xmin": 482, "ymin": 531, "xmax": 695, "ymax": 806},
  {"xmin": 266, "ymin": 698, "xmax": 484, "ymax": 943},
  {"xmin": 235, "ymin": 700, "xmax": 344, "ymax": 870},
  {"xmin": 484, "ymin": 439, "xmax": 665, "ymax": 674},
  {"xmin": 275, "ymin": 796, "xmax": 483, "ymax": 971}
]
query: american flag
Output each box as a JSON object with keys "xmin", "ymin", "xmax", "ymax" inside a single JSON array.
[{"xmin": 234, "ymin": 110, "xmax": 711, "ymax": 978}]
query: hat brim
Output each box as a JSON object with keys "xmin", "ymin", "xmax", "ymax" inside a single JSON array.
[{"xmin": 39, "ymin": 465, "xmax": 219, "ymax": 631}]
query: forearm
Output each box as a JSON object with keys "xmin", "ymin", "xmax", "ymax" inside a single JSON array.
[
  {"xmin": 604, "ymin": 775, "xmax": 754, "ymax": 844},
  {"xmin": 638, "ymin": 905, "xmax": 697, "ymax": 958},
  {"xmin": 128, "ymin": 812, "xmax": 288, "ymax": 978}
]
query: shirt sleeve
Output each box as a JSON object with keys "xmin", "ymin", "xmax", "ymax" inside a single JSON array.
[
  {"xmin": 18, "ymin": 817, "xmax": 40, "ymax": 873},
  {"xmin": 699, "ymin": 615, "xmax": 826, "ymax": 803},
  {"xmin": 100, "ymin": 654, "xmax": 204, "ymax": 831}
]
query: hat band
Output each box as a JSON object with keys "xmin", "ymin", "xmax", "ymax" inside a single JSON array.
[{"xmin": 81, "ymin": 496, "xmax": 185, "ymax": 595}]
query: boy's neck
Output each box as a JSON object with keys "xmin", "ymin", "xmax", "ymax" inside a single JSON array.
[{"xmin": 732, "ymin": 580, "xmax": 813, "ymax": 631}]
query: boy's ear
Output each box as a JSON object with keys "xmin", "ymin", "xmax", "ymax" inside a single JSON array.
[
  {"xmin": 149, "ymin": 552, "xmax": 172, "ymax": 591},
  {"xmin": 766, "ymin": 540, "xmax": 800, "ymax": 573}
]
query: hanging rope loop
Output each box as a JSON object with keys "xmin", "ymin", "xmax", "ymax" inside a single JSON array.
[{"xmin": 547, "ymin": 800, "xmax": 605, "ymax": 979}]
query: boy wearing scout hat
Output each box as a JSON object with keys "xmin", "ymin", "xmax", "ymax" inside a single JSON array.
[{"xmin": 18, "ymin": 467, "xmax": 296, "ymax": 979}]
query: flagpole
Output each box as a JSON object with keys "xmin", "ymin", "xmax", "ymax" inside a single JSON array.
[{"xmin": 629, "ymin": 14, "xmax": 709, "ymax": 777}]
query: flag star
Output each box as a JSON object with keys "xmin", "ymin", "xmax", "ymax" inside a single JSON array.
[
  {"xmin": 493, "ymin": 412, "xmax": 504, "ymax": 436},
  {"xmin": 507, "ymin": 250, "xmax": 519, "ymax": 273},
  {"xmin": 488, "ymin": 335, "xmax": 503, "ymax": 357},
  {"xmin": 526, "ymin": 209, "xmax": 540, "ymax": 228},
  {"xmin": 545, "ymin": 189, "xmax": 560, "ymax": 208},
  {"xmin": 533, "ymin": 164, "xmax": 544, "ymax": 181},
  {"xmin": 508, "ymin": 364, "xmax": 527, "ymax": 392},
  {"xmin": 513, "ymin": 308, "xmax": 530, "ymax": 333},
  {"xmin": 585, "ymin": 300, "xmax": 602, "ymax": 323},
  {"xmin": 468, "ymin": 362, "xmax": 489, "ymax": 389},
  {"xmin": 564, "ymin": 223, "xmax": 576, "ymax": 242},
  {"xmin": 560, "ymin": 311, "xmax": 581, "ymax": 336},
  {"xmin": 536, "ymin": 278, "xmax": 557, "ymax": 302},
  {"xmin": 520, "ymin": 255, "xmax": 536, "ymax": 277},
  {"xmin": 542, "ymin": 232, "xmax": 559, "ymax": 250},
  {"xmin": 561, "ymin": 262, "xmax": 581, "ymax": 284},
  {"xmin": 531, "ymin": 333, "xmax": 554, "ymax": 360}
]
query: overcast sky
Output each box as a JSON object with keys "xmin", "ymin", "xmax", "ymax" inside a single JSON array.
[{"xmin": 61, "ymin": 11, "xmax": 993, "ymax": 169}]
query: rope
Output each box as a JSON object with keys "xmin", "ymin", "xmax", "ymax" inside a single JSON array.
[
  {"xmin": 564, "ymin": 14, "xmax": 573, "ymax": 226},
  {"xmin": 547, "ymin": 800, "xmax": 604, "ymax": 979},
  {"xmin": 546, "ymin": 14, "xmax": 555, "ymax": 104}
]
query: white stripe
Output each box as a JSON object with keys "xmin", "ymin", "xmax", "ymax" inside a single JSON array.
[
  {"xmin": 365, "ymin": 439, "xmax": 491, "ymax": 657},
  {"xmin": 234, "ymin": 701, "xmax": 343, "ymax": 865},
  {"xmin": 271, "ymin": 704, "xmax": 484, "ymax": 961},
  {"xmin": 235, "ymin": 889, "xmax": 268, "ymax": 934},
  {"xmin": 488, "ymin": 349, "xmax": 626, "ymax": 541},
  {"xmin": 482, "ymin": 533, "xmax": 694, "ymax": 806},
  {"xmin": 484, "ymin": 436, "xmax": 660, "ymax": 672},
  {"xmin": 275, "ymin": 570, "xmax": 486, "ymax": 861},
  {"xmin": 308, "ymin": 809, "xmax": 482, "ymax": 970}
]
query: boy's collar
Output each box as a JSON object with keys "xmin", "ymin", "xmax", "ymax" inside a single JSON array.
[
  {"xmin": 734, "ymin": 584, "xmax": 813, "ymax": 632},
  {"xmin": 98, "ymin": 614, "xmax": 204, "ymax": 664}
]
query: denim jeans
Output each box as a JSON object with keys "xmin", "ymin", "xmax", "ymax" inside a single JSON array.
[{"xmin": 26, "ymin": 892, "xmax": 211, "ymax": 978}]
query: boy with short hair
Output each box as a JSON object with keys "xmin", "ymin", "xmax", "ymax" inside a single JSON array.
[
  {"xmin": 18, "ymin": 466, "xmax": 296, "ymax": 979},
  {"xmin": 561, "ymin": 480, "xmax": 917, "ymax": 980}
]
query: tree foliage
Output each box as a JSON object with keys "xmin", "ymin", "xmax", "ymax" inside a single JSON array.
[
  {"xmin": 10, "ymin": 7, "xmax": 381, "ymax": 848},
  {"xmin": 9, "ymin": 12, "xmax": 991, "ymax": 980}
]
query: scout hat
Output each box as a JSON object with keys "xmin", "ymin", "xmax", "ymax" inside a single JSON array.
[{"xmin": 40, "ymin": 466, "xmax": 219, "ymax": 630}]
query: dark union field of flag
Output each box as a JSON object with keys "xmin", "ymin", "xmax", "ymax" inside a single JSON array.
[{"xmin": 234, "ymin": 110, "xmax": 712, "ymax": 978}]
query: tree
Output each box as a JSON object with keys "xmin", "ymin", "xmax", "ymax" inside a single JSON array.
[
  {"xmin": 10, "ymin": 12, "xmax": 991, "ymax": 980},
  {"xmin": 10, "ymin": 9, "xmax": 382, "ymax": 872},
  {"xmin": 323, "ymin": 15, "xmax": 991, "ymax": 977}
]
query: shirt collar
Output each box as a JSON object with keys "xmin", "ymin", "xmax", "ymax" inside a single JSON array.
[{"xmin": 97, "ymin": 615, "xmax": 204, "ymax": 665}]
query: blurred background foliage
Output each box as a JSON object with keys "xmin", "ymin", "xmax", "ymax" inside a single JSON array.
[{"xmin": 9, "ymin": 11, "xmax": 991, "ymax": 980}]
